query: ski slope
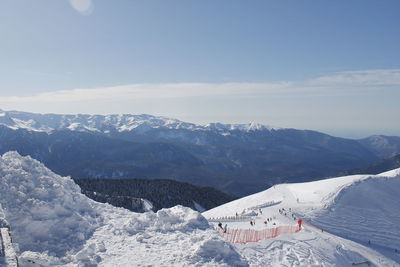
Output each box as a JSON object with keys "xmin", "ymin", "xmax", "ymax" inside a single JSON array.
[{"xmin": 204, "ymin": 169, "xmax": 400, "ymax": 266}]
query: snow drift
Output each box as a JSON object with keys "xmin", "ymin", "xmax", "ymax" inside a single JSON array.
[
  {"xmin": 0, "ymin": 152, "xmax": 247, "ymax": 266},
  {"xmin": 0, "ymin": 151, "xmax": 100, "ymax": 256}
]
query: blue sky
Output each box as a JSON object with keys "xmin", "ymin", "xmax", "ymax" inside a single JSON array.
[{"xmin": 0, "ymin": 0, "xmax": 399, "ymax": 138}]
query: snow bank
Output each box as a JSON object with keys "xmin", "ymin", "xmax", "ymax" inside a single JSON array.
[
  {"xmin": 0, "ymin": 204, "xmax": 7, "ymax": 227},
  {"xmin": 96, "ymin": 206, "xmax": 247, "ymax": 267},
  {"xmin": 0, "ymin": 152, "xmax": 248, "ymax": 266},
  {"xmin": 0, "ymin": 151, "xmax": 101, "ymax": 257}
]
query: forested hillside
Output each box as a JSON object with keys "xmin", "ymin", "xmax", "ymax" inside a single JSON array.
[{"xmin": 74, "ymin": 178, "xmax": 236, "ymax": 212}]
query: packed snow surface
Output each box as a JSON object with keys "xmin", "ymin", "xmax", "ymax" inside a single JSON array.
[
  {"xmin": 204, "ymin": 169, "xmax": 400, "ymax": 266},
  {"xmin": 0, "ymin": 152, "xmax": 247, "ymax": 266}
]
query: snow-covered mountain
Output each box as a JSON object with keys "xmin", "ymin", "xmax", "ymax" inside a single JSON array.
[
  {"xmin": 203, "ymin": 168, "xmax": 400, "ymax": 265},
  {"xmin": 0, "ymin": 109, "xmax": 273, "ymax": 135},
  {"xmin": 0, "ymin": 109, "xmax": 389, "ymax": 197},
  {"xmin": 1, "ymin": 152, "xmax": 399, "ymax": 266},
  {"xmin": 359, "ymin": 135, "xmax": 400, "ymax": 158}
]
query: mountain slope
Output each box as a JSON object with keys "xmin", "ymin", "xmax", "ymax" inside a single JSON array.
[
  {"xmin": 358, "ymin": 135, "xmax": 400, "ymax": 158},
  {"xmin": 0, "ymin": 110, "xmax": 383, "ymax": 196},
  {"xmin": 0, "ymin": 109, "xmax": 271, "ymax": 134},
  {"xmin": 74, "ymin": 178, "xmax": 236, "ymax": 212},
  {"xmin": 342, "ymin": 153, "xmax": 400, "ymax": 175},
  {"xmin": 203, "ymin": 168, "xmax": 400, "ymax": 265}
]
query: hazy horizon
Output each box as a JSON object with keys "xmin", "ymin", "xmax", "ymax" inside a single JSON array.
[{"xmin": 1, "ymin": 0, "xmax": 399, "ymax": 138}]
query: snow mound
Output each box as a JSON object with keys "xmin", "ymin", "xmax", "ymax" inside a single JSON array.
[
  {"xmin": 0, "ymin": 152, "xmax": 248, "ymax": 266},
  {"xmin": 0, "ymin": 151, "xmax": 101, "ymax": 257},
  {"xmin": 116, "ymin": 205, "xmax": 210, "ymax": 235}
]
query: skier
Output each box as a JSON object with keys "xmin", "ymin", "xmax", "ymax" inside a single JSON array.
[
  {"xmin": 298, "ymin": 219, "xmax": 303, "ymax": 229},
  {"xmin": 224, "ymin": 224, "xmax": 228, "ymax": 233},
  {"xmin": 218, "ymin": 222, "xmax": 223, "ymax": 231},
  {"xmin": 250, "ymin": 221, "xmax": 253, "ymax": 226}
]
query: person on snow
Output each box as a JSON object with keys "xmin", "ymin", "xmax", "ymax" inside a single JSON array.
[
  {"xmin": 218, "ymin": 222, "xmax": 223, "ymax": 231},
  {"xmin": 250, "ymin": 221, "xmax": 253, "ymax": 226},
  {"xmin": 224, "ymin": 224, "xmax": 228, "ymax": 233},
  {"xmin": 297, "ymin": 219, "xmax": 303, "ymax": 229}
]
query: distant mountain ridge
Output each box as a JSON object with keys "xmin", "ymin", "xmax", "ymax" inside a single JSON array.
[
  {"xmin": 341, "ymin": 153, "xmax": 400, "ymax": 176},
  {"xmin": 0, "ymin": 110, "xmax": 398, "ymax": 197},
  {"xmin": 0, "ymin": 109, "xmax": 275, "ymax": 134},
  {"xmin": 358, "ymin": 135, "xmax": 400, "ymax": 158}
]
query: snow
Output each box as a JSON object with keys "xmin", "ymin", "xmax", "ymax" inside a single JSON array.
[
  {"xmin": 193, "ymin": 201, "xmax": 206, "ymax": 212},
  {"xmin": 0, "ymin": 151, "xmax": 101, "ymax": 257},
  {"xmin": 0, "ymin": 110, "xmax": 277, "ymax": 136},
  {"xmin": 237, "ymin": 227, "xmax": 396, "ymax": 267},
  {"xmin": 303, "ymin": 176, "xmax": 400, "ymax": 262},
  {"xmin": 1, "ymin": 150, "xmax": 399, "ymax": 266},
  {"xmin": 0, "ymin": 152, "xmax": 247, "ymax": 266},
  {"xmin": 1, "ymin": 228, "xmax": 18, "ymax": 267},
  {"xmin": 141, "ymin": 198, "xmax": 154, "ymax": 212},
  {"xmin": 203, "ymin": 169, "xmax": 400, "ymax": 266}
]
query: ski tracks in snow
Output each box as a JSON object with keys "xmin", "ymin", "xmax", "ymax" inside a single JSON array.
[{"xmin": 236, "ymin": 226, "xmax": 399, "ymax": 267}]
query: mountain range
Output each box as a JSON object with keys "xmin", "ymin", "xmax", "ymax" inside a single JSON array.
[
  {"xmin": 341, "ymin": 153, "xmax": 400, "ymax": 176},
  {"xmin": 0, "ymin": 109, "xmax": 399, "ymax": 196}
]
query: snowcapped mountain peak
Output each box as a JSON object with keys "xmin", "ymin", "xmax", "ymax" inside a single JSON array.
[
  {"xmin": 0, "ymin": 110, "xmax": 277, "ymax": 135},
  {"xmin": 204, "ymin": 121, "xmax": 275, "ymax": 133},
  {"xmin": 237, "ymin": 121, "xmax": 273, "ymax": 132},
  {"xmin": 0, "ymin": 112, "xmax": 16, "ymax": 126}
]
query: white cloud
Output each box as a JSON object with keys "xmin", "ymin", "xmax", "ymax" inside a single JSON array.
[
  {"xmin": 2, "ymin": 68, "xmax": 400, "ymax": 105},
  {"xmin": 1, "ymin": 69, "xmax": 400, "ymax": 106},
  {"xmin": 309, "ymin": 69, "xmax": 400, "ymax": 86},
  {"xmin": 0, "ymin": 82, "xmax": 294, "ymax": 103},
  {"xmin": 1, "ymin": 70, "xmax": 399, "ymax": 137},
  {"xmin": 69, "ymin": 0, "xmax": 93, "ymax": 15}
]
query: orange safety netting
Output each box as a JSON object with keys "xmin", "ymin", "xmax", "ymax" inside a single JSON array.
[{"xmin": 218, "ymin": 225, "xmax": 301, "ymax": 244}]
